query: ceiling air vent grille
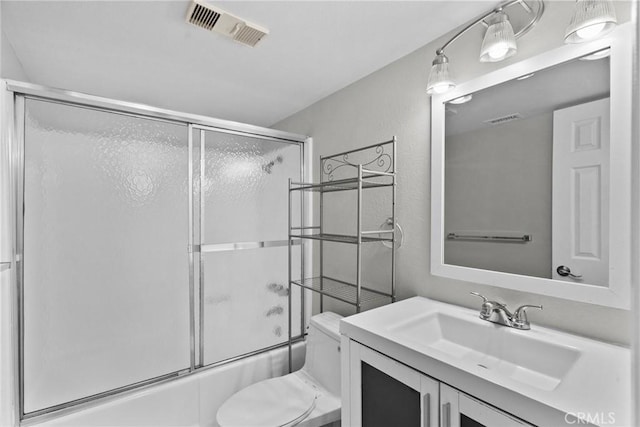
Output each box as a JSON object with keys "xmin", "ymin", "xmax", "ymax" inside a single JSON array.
[
  {"xmin": 188, "ymin": 3, "xmax": 222, "ymax": 30},
  {"xmin": 233, "ymin": 25, "xmax": 268, "ymax": 47},
  {"xmin": 186, "ymin": 0, "xmax": 269, "ymax": 47},
  {"xmin": 484, "ymin": 113, "xmax": 523, "ymax": 125}
]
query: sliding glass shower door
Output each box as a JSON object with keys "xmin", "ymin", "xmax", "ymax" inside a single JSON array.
[
  {"xmin": 22, "ymin": 99, "xmax": 191, "ymax": 415},
  {"xmin": 18, "ymin": 97, "xmax": 306, "ymax": 419},
  {"xmin": 195, "ymin": 128, "xmax": 304, "ymax": 366}
]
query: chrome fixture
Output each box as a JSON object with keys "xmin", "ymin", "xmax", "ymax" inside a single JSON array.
[
  {"xmin": 426, "ymin": 0, "xmax": 545, "ymax": 95},
  {"xmin": 379, "ymin": 217, "xmax": 404, "ymax": 249},
  {"xmin": 479, "ymin": 11, "xmax": 517, "ymax": 62},
  {"xmin": 470, "ymin": 292, "xmax": 543, "ymax": 330},
  {"xmin": 427, "ymin": 51, "xmax": 455, "ymax": 95},
  {"xmin": 564, "ymin": 0, "xmax": 617, "ymax": 44},
  {"xmin": 447, "ymin": 232, "xmax": 532, "ymax": 242}
]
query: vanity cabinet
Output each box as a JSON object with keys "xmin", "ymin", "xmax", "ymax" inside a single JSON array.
[
  {"xmin": 346, "ymin": 341, "xmax": 532, "ymax": 427},
  {"xmin": 440, "ymin": 383, "xmax": 532, "ymax": 427},
  {"xmin": 348, "ymin": 341, "xmax": 439, "ymax": 427}
]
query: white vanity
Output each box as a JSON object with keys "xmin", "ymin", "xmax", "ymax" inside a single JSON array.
[{"xmin": 340, "ymin": 297, "xmax": 630, "ymax": 426}]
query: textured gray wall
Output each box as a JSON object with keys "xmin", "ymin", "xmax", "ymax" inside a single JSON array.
[{"xmin": 444, "ymin": 112, "xmax": 552, "ymax": 279}]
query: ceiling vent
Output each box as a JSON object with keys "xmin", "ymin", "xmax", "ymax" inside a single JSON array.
[
  {"xmin": 484, "ymin": 113, "xmax": 523, "ymax": 125},
  {"xmin": 186, "ymin": 0, "xmax": 269, "ymax": 47}
]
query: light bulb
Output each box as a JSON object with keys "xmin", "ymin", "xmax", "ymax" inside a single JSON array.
[
  {"xmin": 479, "ymin": 11, "xmax": 517, "ymax": 63},
  {"xmin": 431, "ymin": 83, "xmax": 451, "ymax": 94},
  {"xmin": 575, "ymin": 22, "xmax": 607, "ymax": 40},
  {"xmin": 565, "ymin": 0, "xmax": 617, "ymax": 44},
  {"xmin": 449, "ymin": 94, "xmax": 472, "ymax": 105},
  {"xmin": 488, "ymin": 44, "xmax": 509, "ymax": 60},
  {"xmin": 427, "ymin": 52, "xmax": 455, "ymax": 95}
]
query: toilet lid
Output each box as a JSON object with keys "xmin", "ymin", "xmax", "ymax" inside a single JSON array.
[{"xmin": 217, "ymin": 374, "xmax": 318, "ymax": 427}]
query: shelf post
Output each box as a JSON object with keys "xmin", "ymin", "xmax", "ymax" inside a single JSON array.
[
  {"xmin": 288, "ymin": 178, "xmax": 293, "ymax": 373},
  {"xmin": 356, "ymin": 165, "xmax": 363, "ymax": 313},
  {"xmin": 391, "ymin": 136, "xmax": 397, "ymax": 303},
  {"xmin": 319, "ymin": 160, "xmax": 324, "ymax": 313}
]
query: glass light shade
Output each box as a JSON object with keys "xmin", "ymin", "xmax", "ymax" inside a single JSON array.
[
  {"xmin": 479, "ymin": 12, "xmax": 517, "ymax": 63},
  {"xmin": 565, "ymin": 0, "xmax": 617, "ymax": 43},
  {"xmin": 427, "ymin": 55, "xmax": 455, "ymax": 95}
]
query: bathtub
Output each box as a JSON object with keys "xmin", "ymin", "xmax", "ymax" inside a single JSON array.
[{"xmin": 33, "ymin": 343, "xmax": 305, "ymax": 427}]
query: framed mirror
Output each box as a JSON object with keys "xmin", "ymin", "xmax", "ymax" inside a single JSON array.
[{"xmin": 430, "ymin": 24, "xmax": 633, "ymax": 309}]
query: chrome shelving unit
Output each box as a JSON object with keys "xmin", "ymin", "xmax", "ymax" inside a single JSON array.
[{"xmin": 287, "ymin": 137, "xmax": 397, "ymax": 323}]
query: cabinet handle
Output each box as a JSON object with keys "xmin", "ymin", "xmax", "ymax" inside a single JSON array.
[
  {"xmin": 423, "ymin": 393, "xmax": 431, "ymax": 427},
  {"xmin": 442, "ymin": 402, "xmax": 451, "ymax": 427}
]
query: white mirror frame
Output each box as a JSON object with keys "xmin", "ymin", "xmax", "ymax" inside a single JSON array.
[{"xmin": 431, "ymin": 23, "xmax": 633, "ymax": 309}]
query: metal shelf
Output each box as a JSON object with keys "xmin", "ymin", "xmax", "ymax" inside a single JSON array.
[
  {"xmin": 287, "ymin": 137, "xmax": 397, "ymax": 372},
  {"xmin": 290, "ymin": 172, "xmax": 394, "ymax": 193},
  {"xmin": 289, "ymin": 232, "xmax": 392, "ymax": 244},
  {"xmin": 291, "ymin": 276, "xmax": 392, "ymax": 307}
]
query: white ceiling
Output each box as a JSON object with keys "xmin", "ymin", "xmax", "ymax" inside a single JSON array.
[
  {"xmin": 446, "ymin": 54, "xmax": 610, "ymax": 136},
  {"xmin": 2, "ymin": 0, "xmax": 494, "ymax": 127}
]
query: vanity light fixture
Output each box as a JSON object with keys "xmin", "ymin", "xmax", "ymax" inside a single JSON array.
[
  {"xmin": 564, "ymin": 0, "xmax": 617, "ymax": 43},
  {"xmin": 426, "ymin": 0, "xmax": 544, "ymax": 95},
  {"xmin": 427, "ymin": 51, "xmax": 456, "ymax": 94},
  {"xmin": 479, "ymin": 11, "xmax": 517, "ymax": 62}
]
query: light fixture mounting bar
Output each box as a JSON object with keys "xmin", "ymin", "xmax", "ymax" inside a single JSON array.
[{"xmin": 436, "ymin": 0, "xmax": 544, "ymax": 54}]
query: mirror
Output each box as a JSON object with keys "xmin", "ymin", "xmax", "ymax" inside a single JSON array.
[{"xmin": 430, "ymin": 27, "xmax": 632, "ymax": 309}]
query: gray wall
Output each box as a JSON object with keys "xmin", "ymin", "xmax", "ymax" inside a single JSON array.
[
  {"xmin": 274, "ymin": 1, "xmax": 632, "ymax": 345},
  {"xmin": 444, "ymin": 112, "xmax": 552, "ymax": 279},
  {"xmin": 1, "ymin": 28, "xmax": 29, "ymax": 81}
]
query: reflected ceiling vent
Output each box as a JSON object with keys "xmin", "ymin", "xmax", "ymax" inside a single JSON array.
[
  {"xmin": 484, "ymin": 113, "xmax": 523, "ymax": 125},
  {"xmin": 186, "ymin": 0, "xmax": 269, "ymax": 47}
]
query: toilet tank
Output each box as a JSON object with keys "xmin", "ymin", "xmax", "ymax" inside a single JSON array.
[{"xmin": 302, "ymin": 312, "xmax": 342, "ymax": 397}]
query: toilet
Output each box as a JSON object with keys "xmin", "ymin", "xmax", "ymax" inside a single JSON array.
[{"xmin": 216, "ymin": 312, "xmax": 343, "ymax": 427}]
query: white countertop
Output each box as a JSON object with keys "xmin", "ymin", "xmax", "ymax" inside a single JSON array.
[{"xmin": 340, "ymin": 297, "xmax": 631, "ymax": 427}]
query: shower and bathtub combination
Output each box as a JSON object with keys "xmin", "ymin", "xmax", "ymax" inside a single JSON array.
[{"xmin": 0, "ymin": 81, "xmax": 317, "ymax": 426}]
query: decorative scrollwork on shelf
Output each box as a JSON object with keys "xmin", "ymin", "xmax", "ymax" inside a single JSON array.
[{"xmin": 322, "ymin": 144, "xmax": 392, "ymax": 181}]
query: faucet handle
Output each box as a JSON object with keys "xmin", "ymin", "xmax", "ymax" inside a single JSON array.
[
  {"xmin": 470, "ymin": 291, "xmax": 488, "ymax": 303},
  {"xmin": 470, "ymin": 292, "xmax": 494, "ymax": 320},
  {"xmin": 512, "ymin": 304, "xmax": 543, "ymax": 330}
]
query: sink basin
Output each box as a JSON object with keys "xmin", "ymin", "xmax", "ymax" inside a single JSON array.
[
  {"xmin": 386, "ymin": 311, "xmax": 581, "ymax": 391},
  {"xmin": 341, "ymin": 297, "xmax": 630, "ymax": 426}
]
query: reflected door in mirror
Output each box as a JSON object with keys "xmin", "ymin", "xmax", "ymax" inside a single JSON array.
[{"xmin": 552, "ymin": 98, "xmax": 610, "ymax": 286}]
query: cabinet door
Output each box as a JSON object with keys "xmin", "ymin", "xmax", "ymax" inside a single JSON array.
[
  {"xmin": 349, "ymin": 341, "xmax": 439, "ymax": 427},
  {"xmin": 440, "ymin": 384, "xmax": 533, "ymax": 427}
]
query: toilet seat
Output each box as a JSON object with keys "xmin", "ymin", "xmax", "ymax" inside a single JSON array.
[{"xmin": 217, "ymin": 374, "xmax": 319, "ymax": 427}]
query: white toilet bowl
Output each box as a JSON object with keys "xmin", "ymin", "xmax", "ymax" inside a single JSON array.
[{"xmin": 216, "ymin": 312, "xmax": 343, "ymax": 427}]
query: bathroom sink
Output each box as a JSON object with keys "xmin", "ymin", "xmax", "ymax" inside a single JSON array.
[
  {"xmin": 386, "ymin": 311, "xmax": 581, "ymax": 391},
  {"xmin": 340, "ymin": 297, "xmax": 631, "ymax": 426}
]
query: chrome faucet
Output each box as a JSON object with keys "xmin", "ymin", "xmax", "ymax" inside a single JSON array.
[{"xmin": 470, "ymin": 292, "xmax": 542, "ymax": 330}]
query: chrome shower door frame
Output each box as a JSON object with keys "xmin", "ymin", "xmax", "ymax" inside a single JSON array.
[
  {"xmin": 0, "ymin": 79, "xmax": 312, "ymax": 425},
  {"xmin": 191, "ymin": 123, "xmax": 309, "ymax": 369}
]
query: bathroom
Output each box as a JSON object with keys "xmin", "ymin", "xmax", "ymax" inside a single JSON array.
[{"xmin": 0, "ymin": 0, "xmax": 638, "ymax": 426}]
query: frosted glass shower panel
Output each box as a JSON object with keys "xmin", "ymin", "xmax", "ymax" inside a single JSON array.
[
  {"xmin": 22, "ymin": 100, "xmax": 191, "ymax": 413},
  {"xmin": 202, "ymin": 246, "xmax": 303, "ymax": 365},
  {"xmin": 200, "ymin": 130, "xmax": 303, "ymax": 365},
  {"xmin": 201, "ymin": 131, "xmax": 302, "ymax": 243}
]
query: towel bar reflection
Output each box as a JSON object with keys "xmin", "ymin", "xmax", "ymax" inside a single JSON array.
[{"xmin": 446, "ymin": 233, "xmax": 532, "ymax": 242}]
